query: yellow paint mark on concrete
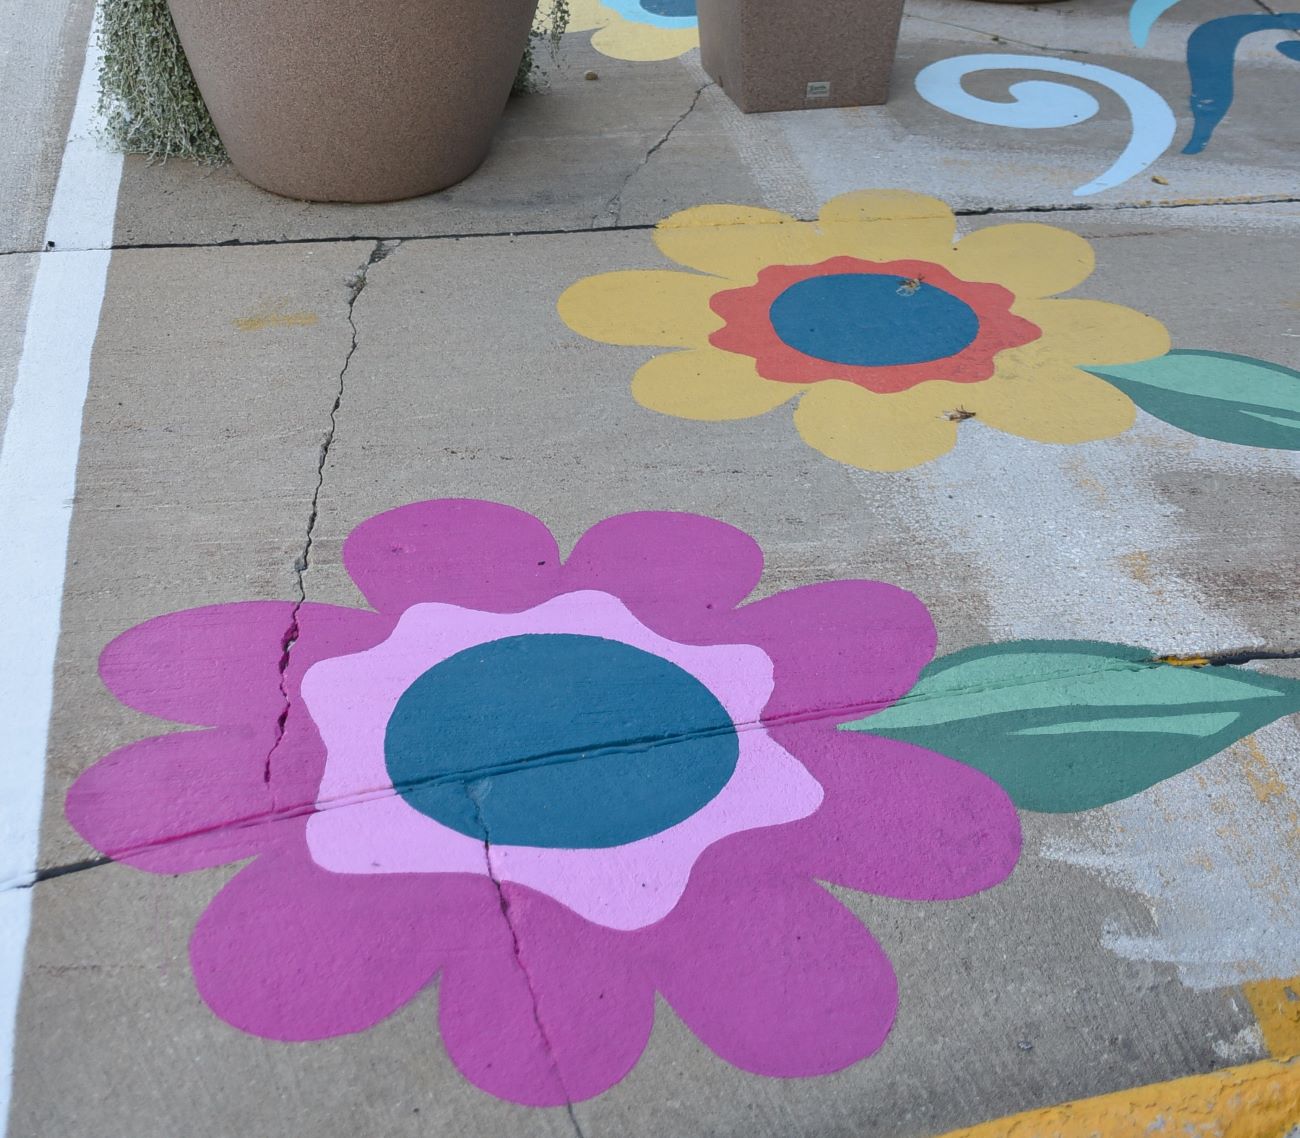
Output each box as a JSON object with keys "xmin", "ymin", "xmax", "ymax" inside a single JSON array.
[
  {"xmin": 1063, "ymin": 457, "xmax": 1109, "ymax": 508},
  {"xmin": 1242, "ymin": 736, "xmax": 1289, "ymax": 805},
  {"xmin": 1157, "ymin": 653, "xmax": 1212, "ymax": 667},
  {"xmin": 1118, "ymin": 549, "xmax": 1154, "ymax": 587},
  {"xmin": 934, "ymin": 1056, "xmax": 1300, "ymax": 1137},
  {"xmin": 1246, "ymin": 977, "xmax": 1300, "ymax": 1058},
  {"xmin": 234, "ymin": 308, "xmax": 319, "ymax": 332}
]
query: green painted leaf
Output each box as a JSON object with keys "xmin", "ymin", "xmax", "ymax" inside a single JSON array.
[
  {"xmin": 1085, "ymin": 350, "xmax": 1300, "ymax": 450},
  {"xmin": 843, "ymin": 640, "xmax": 1300, "ymax": 812}
]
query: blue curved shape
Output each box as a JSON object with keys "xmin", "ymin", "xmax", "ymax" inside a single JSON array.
[
  {"xmin": 602, "ymin": 0, "xmax": 697, "ymax": 30},
  {"xmin": 1129, "ymin": 0, "xmax": 1184, "ymax": 47},
  {"xmin": 1183, "ymin": 13, "xmax": 1300, "ymax": 155},
  {"xmin": 770, "ymin": 274, "xmax": 980, "ymax": 367}
]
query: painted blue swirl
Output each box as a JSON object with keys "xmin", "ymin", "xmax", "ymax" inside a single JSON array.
[
  {"xmin": 1183, "ymin": 13, "xmax": 1300, "ymax": 155},
  {"xmin": 914, "ymin": 54, "xmax": 1177, "ymax": 197},
  {"xmin": 1129, "ymin": 0, "xmax": 1184, "ymax": 47}
]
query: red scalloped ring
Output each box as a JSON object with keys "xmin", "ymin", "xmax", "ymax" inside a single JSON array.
[{"xmin": 708, "ymin": 256, "xmax": 1042, "ymax": 394}]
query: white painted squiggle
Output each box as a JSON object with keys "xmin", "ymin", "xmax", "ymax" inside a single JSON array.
[{"xmin": 914, "ymin": 54, "xmax": 1177, "ymax": 197}]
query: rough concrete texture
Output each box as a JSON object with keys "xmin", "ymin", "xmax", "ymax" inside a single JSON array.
[{"xmin": 3, "ymin": 0, "xmax": 1299, "ymax": 1136}]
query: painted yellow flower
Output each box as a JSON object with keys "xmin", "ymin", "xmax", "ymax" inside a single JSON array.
[
  {"xmin": 568, "ymin": 0, "xmax": 698, "ymax": 62},
  {"xmin": 558, "ymin": 190, "xmax": 1172, "ymax": 472}
]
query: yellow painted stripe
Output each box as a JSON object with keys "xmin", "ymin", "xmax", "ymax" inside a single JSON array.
[
  {"xmin": 934, "ymin": 1056, "xmax": 1300, "ymax": 1138},
  {"xmin": 1247, "ymin": 977, "xmax": 1300, "ymax": 1059}
]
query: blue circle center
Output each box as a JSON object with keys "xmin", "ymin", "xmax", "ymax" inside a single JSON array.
[
  {"xmin": 640, "ymin": 0, "xmax": 696, "ymax": 15},
  {"xmin": 769, "ymin": 273, "xmax": 980, "ymax": 368},
  {"xmin": 384, "ymin": 633, "xmax": 738, "ymax": 849}
]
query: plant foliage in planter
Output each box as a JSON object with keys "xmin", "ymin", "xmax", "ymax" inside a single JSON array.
[
  {"xmin": 99, "ymin": 0, "xmax": 227, "ymax": 163},
  {"xmin": 98, "ymin": 0, "xmax": 570, "ymax": 165}
]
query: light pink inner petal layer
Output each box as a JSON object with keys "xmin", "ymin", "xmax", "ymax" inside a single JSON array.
[
  {"xmin": 342, "ymin": 499, "xmax": 562, "ymax": 616},
  {"xmin": 439, "ymin": 886, "xmax": 652, "ymax": 1106},
  {"xmin": 304, "ymin": 591, "xmax": 822, "ymax": 930},
  {"xmin": 739, "ymin": 729, "xmax": 1023, "ymax": 901},
  {"xmin": 191, "ymin": 848, "xmax": 500, "ymax": 1041}
]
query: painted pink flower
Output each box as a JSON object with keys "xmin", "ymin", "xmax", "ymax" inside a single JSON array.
[{"xmin": 66, "ymin": 500, "xmax": 1021, "ymax": 1106}]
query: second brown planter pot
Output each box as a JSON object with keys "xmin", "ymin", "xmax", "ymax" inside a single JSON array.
[
  {"xmin": 167, "ymin": 0, "xmax": 540, "ymax": 202},
  {"xmin": 697, "ymin": 0, "xmax": 905, "ymax": 113}
]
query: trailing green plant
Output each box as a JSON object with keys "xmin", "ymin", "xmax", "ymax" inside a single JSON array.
[
  {"xmin": 97, "ymin": 0, "xmax": 569, "ymax": 164},
  {"xmin": 515, "ymin": 0, "xmax": 571, "ymax": 94},
  {"xmin": 98, "ymin": 0, "xmax": 227, "ymax": 163}
]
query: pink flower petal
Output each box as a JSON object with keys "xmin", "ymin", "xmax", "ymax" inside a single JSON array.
[
  {"xmin": 439, "ymin": 885, "xmax": 652, "ymax": 1106},
  {"xmin": 98, "ymin": 601, "xmax": 390, "ymax": 728},
  {"xmin": 641, "ymin": 865, "xmax": 897, "ymax": 1076},
  {"xmin": 560, "ymin": 512, "xmax": 763, "ymax": 640},
  {"xmin": 66, "ymin": 729, "xmax": 297, "ymax": 873},
  {"xmin": 343, "ymin": 500, "xmax": 562, "ymax": 615},
  {"xmin": 728, "ymin": 580, "xmax": 937, "ymax": 727},
  {"xmin": 191, "ymin": 849, "xmax": 498, "ymax": 1041},
  {"xmin": 746, "ymin": 730, "xmax": 1022, "ymax": 901}
]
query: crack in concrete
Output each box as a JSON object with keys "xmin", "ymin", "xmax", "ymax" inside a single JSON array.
[
  {"xmin": 592, "ymin": 81, "xmax": 714, "ymax": 230},
  {"xmin": 466, "ymin": 785, "xmax": 588, "ymax": 1138},
  {"xmin": 258, "ymin": 239, "xmax": 398, "ymax": 793}
]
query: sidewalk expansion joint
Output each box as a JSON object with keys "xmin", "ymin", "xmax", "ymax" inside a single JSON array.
[
  {"xmin": 11, "ymin": 642, "xmax": 1297, "ymax": 892},
  {"xmin": 3, "ymin": 195, "xmax": 1298, "ymax": 261},
  {"xmin": 260, "ymin": 238, "xmax": 399, "ymax": 791},
  {"xmin": 592, "ymin": 80, "xmax": 715, "ymax": 230},
  {"xmin": 902, "ymin": 12, "xmax": 1089, "ymax": 55}
]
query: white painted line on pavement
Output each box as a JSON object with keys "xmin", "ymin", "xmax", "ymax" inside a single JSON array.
[{"xmin": 0, "ymin": 4, "xmax": 123, "ymax": 1131}]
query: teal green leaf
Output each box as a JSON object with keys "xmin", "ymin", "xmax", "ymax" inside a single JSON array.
[
  {"xmin": 1085, "ymin": 350, "xmax": 1300, "ymax": 450},
  {"xmin": 842, "ymin": 640, "xmax": 1300, "ymax": 812}
]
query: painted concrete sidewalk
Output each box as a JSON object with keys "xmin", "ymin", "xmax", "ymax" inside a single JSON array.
[{"xmin": 2, "ymin": 0, "xmax": 1299, "ymax": 1136}]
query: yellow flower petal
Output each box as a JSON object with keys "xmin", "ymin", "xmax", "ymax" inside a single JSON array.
[
  {"xmin": 653, "ymin": 205, "xmax": 837, "ymax": 283},
  {"xmin": 1014, "ymin": 298, "xmax": 1171, "ymax": 365},
  {"xmin": 591, "ymin": 19, "xmax": 698, "ymax": 61},
  {"xmin": 632, "ymin": 348, "xmax": 802, "ymax": 421},
  {"xmin": 792, "ymin": 380, "xmax": 962, "ymax": 471},
  {"xmin": 558, "ymin": 270, "xmax": 722, "ymax": 348},
  {"xmin": 816, "ymin": 190, "xmax": 958, "ymax": 264},
  {"xmin": 946, "ymin": 223, "xmax": 1096, "ymax": 297},
  {"xmin": 967, "ymin": 365, "xmax": 1136, "ymax": 443}
]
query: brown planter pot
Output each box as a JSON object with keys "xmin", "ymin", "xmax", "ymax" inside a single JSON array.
[
  {"xmin": 697, "ymin": 0, "xmax": 905, "ymax": 114},
  {"xmin": 166, "ymin": 0, "xmax": 540, "ymax": 202}
]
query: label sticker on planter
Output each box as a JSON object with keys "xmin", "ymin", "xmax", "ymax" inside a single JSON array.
[{"xmin": 806, "ymin": 81, "xmax": 832, "ymax": 99}]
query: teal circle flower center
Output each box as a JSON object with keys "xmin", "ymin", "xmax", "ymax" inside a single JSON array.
[
  {"xmin": 384, "ymin": 633, "xmax": 739, "ymax": 849},
  {"xmin": 769, "ymin": 272, "xmax": 981, "ymax": 367}
]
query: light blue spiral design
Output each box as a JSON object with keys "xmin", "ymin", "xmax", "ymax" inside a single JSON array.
[
  {"xmin": 914, "ymin": 54, "xmax": 1177, "ymax": 197},
  {"xmin": 1129, "ymin": 0, "xmax": 1184, "ymax": 47}
]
